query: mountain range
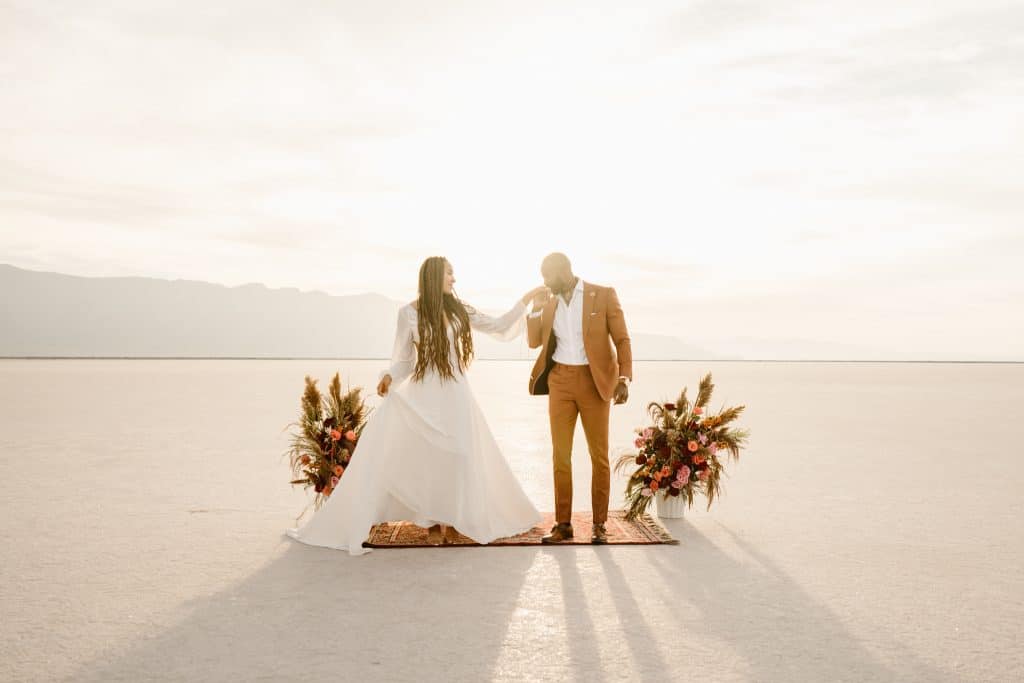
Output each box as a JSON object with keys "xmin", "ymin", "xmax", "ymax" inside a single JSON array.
[{"xmin": 0, "ymin": 264, "xmax": 714, "ymax": 359}]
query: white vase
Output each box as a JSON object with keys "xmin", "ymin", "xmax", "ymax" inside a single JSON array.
[{"xmin": 655, "ymin": 492, "xmax": 687, "ymax": 519}]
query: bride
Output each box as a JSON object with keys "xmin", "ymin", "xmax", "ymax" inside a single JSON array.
[{"xmin": 286, "ymin": 256, "xmax": 545, "ymax": 555}]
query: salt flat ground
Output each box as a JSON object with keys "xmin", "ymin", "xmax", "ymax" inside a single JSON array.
[{"xmin": 1, "ymin": 359, "xmax": 1022, "ymax": 682}]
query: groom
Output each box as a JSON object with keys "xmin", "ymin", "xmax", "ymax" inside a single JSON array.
[{"xmin": 527, "ymin": 253, "xmax": 632, "ymax": 544}]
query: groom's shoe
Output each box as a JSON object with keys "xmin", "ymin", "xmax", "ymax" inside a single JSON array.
[
  {"xmin": 591, "ymin": 523, "xmax": 608, "ymax": 545},
  {"xmin": 541, "ymin": 523, "xmax": 574, "ymax": 544}
]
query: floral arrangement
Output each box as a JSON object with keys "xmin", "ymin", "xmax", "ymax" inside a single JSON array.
[
  {"xmin": 615, "ymin": 373, "xmax": 748, "ymax": 519},
  {"xmin": 286, "ymin": 373, "xmax": 369, "ymax": 510}
]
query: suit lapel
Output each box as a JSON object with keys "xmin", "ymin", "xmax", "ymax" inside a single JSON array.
[{"xmin": 582, "ymin": 281, "xmax": 596, "ymax": 334}]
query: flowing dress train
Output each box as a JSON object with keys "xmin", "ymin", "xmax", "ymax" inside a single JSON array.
[{"xmin": 285, "ymin": 300, "xmax": 541, "ymax": 555}]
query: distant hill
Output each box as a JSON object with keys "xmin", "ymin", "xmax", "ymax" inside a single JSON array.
[{"xmin": 0, "ymin": 264, "xmax": 714, "ymax": 360}]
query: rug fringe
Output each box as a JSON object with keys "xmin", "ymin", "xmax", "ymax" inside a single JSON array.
[{"xmin": 637, "ymin": 512, "xmax": 681, "ymax": 545}]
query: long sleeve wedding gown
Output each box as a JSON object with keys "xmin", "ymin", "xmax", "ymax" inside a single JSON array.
[{"xmin": 285, "ymin": 300, "xmax": 542, "ymax": 555}]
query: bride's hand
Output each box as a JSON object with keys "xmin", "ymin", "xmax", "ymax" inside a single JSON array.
[
  {"xmin": 522, "ymin": 285, "xmax": 550, "ymax": 307},
  {"xmin": 377, "ymin": 374, "xmax": 392, "ymax": 397}
]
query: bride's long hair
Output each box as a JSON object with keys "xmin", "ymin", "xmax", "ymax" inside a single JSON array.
[{"xmin": 413, "ymin": 256, "xmax": 474, "ymax": 382}]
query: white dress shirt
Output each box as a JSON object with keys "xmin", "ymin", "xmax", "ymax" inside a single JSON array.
[{"xmin": 545, "ymin": 278, "xmax": 589, "ymax": 365}]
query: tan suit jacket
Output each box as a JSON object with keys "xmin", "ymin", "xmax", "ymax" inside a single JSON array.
[{"xmin": 527, "ymin": 281, "xmax": 632, "ymax": 402}]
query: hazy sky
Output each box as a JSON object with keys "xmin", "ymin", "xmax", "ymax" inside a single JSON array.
[{"xmin": 2, "ymin": 1, "xmax": 1022, "ymax": 358}]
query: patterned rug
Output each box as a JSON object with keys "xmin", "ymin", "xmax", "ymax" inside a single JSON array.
[{"xmin": 363, "ymin": 510, "xmax": 678, "ymax": 548}]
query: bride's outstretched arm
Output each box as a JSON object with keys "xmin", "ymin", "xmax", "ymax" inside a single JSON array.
[
  {"xmin": 465, "ymin": 286, "xmax": 547, "ymax": 341},
  {"xmin": 380, "ymin": 306, "xmax": 416, "ymax": 387},
  {"xmin": 466, "ymin": 300, "xmax": 528, "ymax": 341}
]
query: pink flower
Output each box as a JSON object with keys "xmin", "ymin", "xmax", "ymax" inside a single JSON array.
[
  {"xmin": 687, "ymin": 440, "xmax": 699, "ymax": 452},
  {"xmin": 641, "ymin": 487, "xmax": 653, "ymax": 497},
  {"xmin": 698, "ymin": 469, "xmax": 710, "ymax": 481},
  {"xmin": 345, "ymin": 430, "xmax": 357, "ymax": 441},
  {"xmin": 677, "ymin": 465, "xmax": 691, "ymax": 481},
  {"xmin": 708, "ymin": 443, "xmax": 718, "ymax": 455},
  {"xmin": 698, "ymin": 433, "xmax": 708, "ymax": 445},
  {"xmin": 642, "ymin": 427, "xmax": 654, "ymax": 439},
  {"xmin": 330, "ymin": 475, "xmax": 339, "ymax": 487},
  {"xmin": 329, "ymin": 429, "xmax": 341, "ymax": 441},
  {"xmin": 693, "ymin": 406, "xmax": 703, "ymax": 416},
  {"xmin": 634, "ymin": 437, "xmax": 645, "ymax": 448},
  {"xmin": 670, "ymin": 479, "xmax": 684, "ymax": 489}
]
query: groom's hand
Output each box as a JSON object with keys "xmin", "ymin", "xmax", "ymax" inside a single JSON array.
[
  {"xmin": 613, "ymin": 380, "xmax": 629, "ymax": 405},
  {"xmin": 522, "ymin": 286, "xmax": 550, "ymax": 307},
  {"xmin": 530, "ymin": 286, "xmax": 551, "ymax": 310}
]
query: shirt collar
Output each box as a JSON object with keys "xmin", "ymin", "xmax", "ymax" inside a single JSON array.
[{"xmin": 557, "ymin": 277, "xmax": 584, "ymax": 306}]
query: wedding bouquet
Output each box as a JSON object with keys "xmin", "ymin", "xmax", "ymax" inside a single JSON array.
[
  {"xmin": 286, "ymin": 373, "xmax": 369, "ymax": 509},
  {"xmin": 615, "ymin": 373, "xmax": 748, "ymax": 519}
]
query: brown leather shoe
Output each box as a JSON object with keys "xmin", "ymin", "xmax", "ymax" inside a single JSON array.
[
  {"xmin": 591, "ymin": 523, "xmax": 608, "ymax": 545},
  {"xmin": 541, "ymin": 523, "xmax": 574, "ymax": 544}
]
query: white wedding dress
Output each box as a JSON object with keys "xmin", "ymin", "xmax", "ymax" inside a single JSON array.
[{"xmin": 285, "ymin": 299, "xmax": 542, "ymax": 555}]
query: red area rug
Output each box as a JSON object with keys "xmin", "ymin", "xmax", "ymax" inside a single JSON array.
[{"xmin": 363, "ymin": 510, "xmax": 678, "ymax": 548}]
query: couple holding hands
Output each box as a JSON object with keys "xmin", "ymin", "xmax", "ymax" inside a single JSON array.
[{"xmin": 287, "ymin": 252, "xmax": 632, "ymax": 554}]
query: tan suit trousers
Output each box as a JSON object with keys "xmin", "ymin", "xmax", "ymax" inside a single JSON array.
[{"xmin": 547, "ymin": 362, "xmax": 611, "ymax": 525}]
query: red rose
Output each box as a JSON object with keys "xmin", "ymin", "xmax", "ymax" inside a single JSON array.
[
  {"xmin": 668, "ymin": 487, "xmax": 680, "ymax": 497},
  {"xmin": 636, "ymin": 454, "xmax": 648, "ymax": 465},
  {"xmin": 664, "ymin": 403, "xmax": 676, "ymax": 411}
]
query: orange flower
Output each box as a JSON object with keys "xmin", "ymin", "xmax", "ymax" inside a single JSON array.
[
  {"xmin": 323, "ymin": 486, "xmax": 333, "ymax": 496},
  {"xmin": 693, "ymin": 454, "xmax": 705, "ymax": 464},
  {"xmin": 660, "ymin": 466, "xmax": 672, "ymax": 478},
  {"xmin": 693, "ymin": 406, "xmax": 703, "ymax": 416},
  {"xmin": 333, "ymin": 465, "xmax": 344, "ymax": 477},
  {"xmin": 299, "ymin": 455, "xmax": 311, "ymax": 465},
  {"xmin": 650, "ymin": 480, "xmax": 660, "ymax": 492},
  {"xmin": 687, "ymin": 440, "xmax": 699, "ymax": 452},
  {"xmin": 330, "ymin": 429, "xmax": 341, "ymax": 441},
  {"xmin": 345, "ymin": 430, "xmax": 357, "ymax": 441}
]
